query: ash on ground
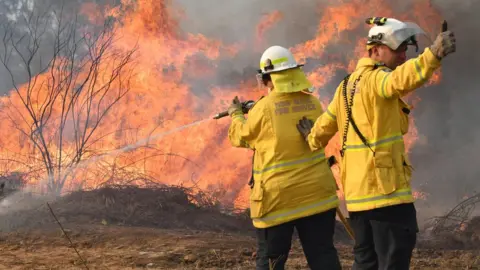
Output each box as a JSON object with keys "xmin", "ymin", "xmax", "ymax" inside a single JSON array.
[{"xmin": 1, "ymin": 185, "xmax": 478, "ymax": 249}]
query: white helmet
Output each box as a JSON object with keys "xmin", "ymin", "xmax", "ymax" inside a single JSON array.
[
  {"xmin": 366, "ymin": 17, "xmax": 427, "ymax": 52},
  {"xmin": 258, "ymin": 46, "xmax": 303, "ymax": 74}
]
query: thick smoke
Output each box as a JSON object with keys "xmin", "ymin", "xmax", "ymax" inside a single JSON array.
[
  {"xmin": 0, "ymin": 0, "xmax": 109, "ymax": 93},
  {"xmin": 410, "ymin": 1, "xmax": 480, "ymax": 217},
  {"xmin": 174, "ymin": 0, "xmax": 322, "ymax": 86}
]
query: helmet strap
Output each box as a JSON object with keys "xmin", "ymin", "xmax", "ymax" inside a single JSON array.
[
  {"xmin": 262, "ymin": 58, "xmax": 275, "ymax": 72},
  {"xmin": 256, "ymin": 69, "xmax": 271, "ymax": 85},
  {"xmin": 407, "ymin": 36, "xmax": 419, "ymax": 52}
]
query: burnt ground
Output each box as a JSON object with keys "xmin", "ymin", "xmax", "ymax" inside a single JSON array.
[
  {"xmin": 0, "ymin": 226, "xmax": 478, "ymax": 269},
  {"xmin": 0, "ymin": 186, "xmax": 477, "ymax": 269}
]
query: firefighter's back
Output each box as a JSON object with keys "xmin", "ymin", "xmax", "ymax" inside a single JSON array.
[{"xmin": 250, "ymin": 91, "xmax": 338, "ymax": 229}]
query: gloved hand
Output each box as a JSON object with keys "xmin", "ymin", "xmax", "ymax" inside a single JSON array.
[
  {"xmin": 430, "ymin": 30, "xmax": 456, "ymax": 59},
  {"xmin": 296, "ymin": 116, "xmax": 314, "ymax": 141},
  {"xmin": 228, "ymin": 96, "xmax": 242, "ymax": 116}
]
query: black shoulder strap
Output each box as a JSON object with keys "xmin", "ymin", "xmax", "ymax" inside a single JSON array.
[{"xmin": 340, "ymin": 74, "xmax": 375, "ymax": 157}]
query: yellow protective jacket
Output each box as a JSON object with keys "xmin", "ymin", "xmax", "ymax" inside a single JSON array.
[
  {"xmin": 229, "ymin": 91, "xmax": 339, "ymax": 229},
  {"xmin": 307, "ymin": 47, "xmax": 441, "ymax": 212}
]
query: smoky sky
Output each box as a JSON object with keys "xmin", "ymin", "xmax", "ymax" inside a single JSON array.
[
  {"xmin": 409, "ymin": 2, "xmax": 480, "ymax": 214},
  {"xmin": 0, "ymin": 0, "xmax": 109, "ymax": 93},
  {"xmin": 0, "ymin": 0, "xmax": 478, "ymax": 218}
]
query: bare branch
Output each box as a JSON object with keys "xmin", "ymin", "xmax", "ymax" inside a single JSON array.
[{"xmin": 0, "ymin": 4, "xmax": 136, "ymax": 194}]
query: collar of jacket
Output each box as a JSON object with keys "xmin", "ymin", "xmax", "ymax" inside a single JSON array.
[{"xmin": 355, "ymin": 58, "xmax": 390, "ymax": 71}]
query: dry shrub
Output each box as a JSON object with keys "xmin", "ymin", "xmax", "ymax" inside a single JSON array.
[
  {"xmin": 0, "ymin": 185, "xmax": 252, "ymax": 233},
  {"xmin": 418, "ymin": 215, "xmax": 480, "ymax": 250}
]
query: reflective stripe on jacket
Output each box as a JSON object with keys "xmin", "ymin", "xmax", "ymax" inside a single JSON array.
[
  {"xmin": 228, "ymin": 91, "xmax": 339, "ymax": 228},
  {"xmin": 307, "ymin": 47, "xmax": 441, "ymax": 212}
]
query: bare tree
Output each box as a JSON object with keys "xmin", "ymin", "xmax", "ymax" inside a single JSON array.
[{"xmin": 0, "ymin": 4, "xmax": 137, "ymax": 194}]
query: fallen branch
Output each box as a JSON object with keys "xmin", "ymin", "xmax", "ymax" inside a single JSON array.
[
  {"xmin": 46, "ymin": 202, "xmax": 89, "ymax": 270},
  {"xmin": 429, "ymin": 192, "xmax": 480, "ymax": 234}
]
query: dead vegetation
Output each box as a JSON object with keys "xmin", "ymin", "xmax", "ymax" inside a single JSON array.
[
  {"xmin": 0, "ymin": 186, "xmax": 477, "ymax": 269},
  {"xmin": 419, "ymin": 193, "xmax": 480, "ymax": 250},
  {"xmin": 0, "ymin": 185, "xmax": 253, "ymax": 233},
  {"xmin": 0, "ymin": 226, "xmax": 477, "ymax": 269},
  {"xmin": 430, "ymin": 193, "xmax": 480, "ymax": 234},
  {"xmin": 0, "ymin": 185, "xmax": 478, "ymax": 249}
]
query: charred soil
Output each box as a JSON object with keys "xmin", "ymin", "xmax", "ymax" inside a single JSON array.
[{"xmin": 0, "ymin": 186, "xmax": 477, "ymax": 269}]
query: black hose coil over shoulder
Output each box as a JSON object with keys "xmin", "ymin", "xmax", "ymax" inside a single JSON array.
[{"xmin": 339, "ymin": 74, "xmax": 374, "ymax": 157}]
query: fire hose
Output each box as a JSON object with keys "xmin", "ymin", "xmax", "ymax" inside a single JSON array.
[
  {"xmin": 213, "ymin": 100, "xmax": 255, "ymax": 119},
  {"xmin": 214, "ymin": 100, "xmax": 355, "ymax": 241}
]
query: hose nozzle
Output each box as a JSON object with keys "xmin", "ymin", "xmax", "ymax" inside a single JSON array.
[{"xmin": 213, "ymin": 100, "xmax": 255, "ymax": 119}]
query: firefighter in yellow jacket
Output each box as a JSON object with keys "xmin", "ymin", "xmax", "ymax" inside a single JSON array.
[
  {"xmin": 227, "ymin": 45, "xmax": 341, "ymax": 270},
  {"xmin": 297, "ymin": 18, "xmax": 456, "ymax": 270}
]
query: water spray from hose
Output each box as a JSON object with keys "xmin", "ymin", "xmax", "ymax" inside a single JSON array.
[
  {"xmin": 3, "ymin": 98, "xmax": 251, "ymax": 205},
  {"xmin": 61, "ymin": 118, "xmax": 211, "ymax": 176}
]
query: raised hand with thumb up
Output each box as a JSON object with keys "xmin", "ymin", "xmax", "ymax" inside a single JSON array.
[{"xmin": 430, "ymin": 20, "xmax": 456, "ymax": 59}]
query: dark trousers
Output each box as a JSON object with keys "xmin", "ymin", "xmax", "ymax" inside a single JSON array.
[
  {"xmin": 349, "ymin": 203, "xmax": 418, "ymax": 270},
  {"xmin": 255, "ymin": 208, "xmax": 341, "ymax": 270}
]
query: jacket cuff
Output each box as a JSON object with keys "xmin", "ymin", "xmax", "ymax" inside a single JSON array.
[
  {"xmin": 231, "ymin": 111, "xmax": 245, "ymax": 122},
  {"xmin": 424, "ymin": 47, "xmax": 442, "ymax": 68},
  {"xmin": 306, "ymin": 133, "xmax": 320, "ymax": 151}
]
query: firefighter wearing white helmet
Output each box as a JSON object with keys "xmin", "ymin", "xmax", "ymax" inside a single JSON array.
[
  {"xmin": 255, "ymin": 45, "xmax": 314, "ymax": 93},
  {"xmin": 226, "ymin": 45, "xmax": 342, "ymax": 270},
  {"xmin": 366, "ymin": 17, "xmax": 426, "ymax": 52},
  {"xmin": 259, "ymin": 45, "xmax": 300, "ymax": 72},
  {"xmin": 297, "ymin": 17, "xmax": 456, "ymax": 269}
]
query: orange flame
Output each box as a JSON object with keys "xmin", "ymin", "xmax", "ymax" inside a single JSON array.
[{"xmin": 0, "ymin": 0, "xmax": 444, "ymax": 208}]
